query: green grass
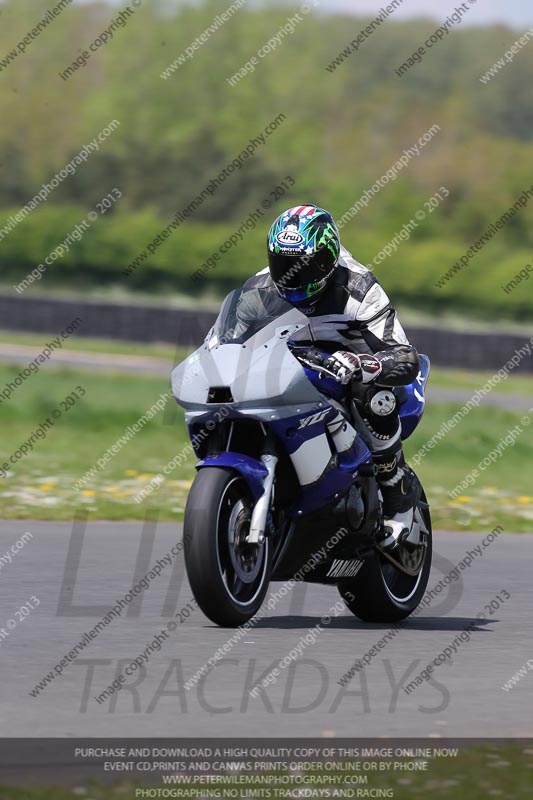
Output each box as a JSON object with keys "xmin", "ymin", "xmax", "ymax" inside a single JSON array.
[
  {"xmin": 429, "ymin": 366, "xmax": 533, "ymax": 396},
  {"xmin": 0, "ymin": 362, "xmax": 531, "ymax": 529},
  {"xmin": 1, "ymin": 743, "xmax": 533, "ymax": 799},
  {"xmin": 0, "ymin": 364, "xmax": 188, "ymax": 520},
  {"xmin": 405, "ymin": 400, "xmax": 533, "ymax": 532}
]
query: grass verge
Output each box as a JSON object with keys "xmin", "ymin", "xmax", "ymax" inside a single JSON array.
[{"xmin": 0, "ymin": 363, "xmax": 531, "ymax": 530}]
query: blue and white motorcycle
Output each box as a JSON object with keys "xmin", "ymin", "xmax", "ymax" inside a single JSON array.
[{"xmin": 172, "ymin": 287, "xmax": 431, "ymax": 627}]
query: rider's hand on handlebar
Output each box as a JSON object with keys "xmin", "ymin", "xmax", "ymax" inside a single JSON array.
[
  {"xmin": 324, "ymin": 351, "xmax": 383, "ymax": 384},
  {"xmin": 324, "ymin": 351, "xmax": 362, "ymax": 384}
]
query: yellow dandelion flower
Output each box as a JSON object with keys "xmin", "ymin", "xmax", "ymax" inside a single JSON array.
[
  {"xmin": 517, "ymin": 496, "xmax": 533, "ymax": 503},
  {"xmin": 455, "ymin": 496, "xmax": 472, "ymax": 503},
  {"xmin": 38, "ymin": 483, "xmax": 55, "ymax": 491},
  {"xmin": 124, "ymin": 469, "xmax": 138, "ymax": 476},
  {"xmin": 104, "ymin": 487, "xmax": 119, "ymax": 493},
  {"xmin": 81, "ymin": 490, "xmax": 96, "ymax": 497}
]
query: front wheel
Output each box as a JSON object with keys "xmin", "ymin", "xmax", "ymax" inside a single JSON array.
[
  {"xmin": 338, "ymin": 491, "xmax": 432, "ymax": 623},
  {"xmin": 184, "ymin": 468, "xmax": 272, "ymax": 627}
]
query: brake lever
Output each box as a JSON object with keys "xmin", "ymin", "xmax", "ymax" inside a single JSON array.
[{"xmin": 297, "ymin": 357, "xmax": 343, "ymax": 382}]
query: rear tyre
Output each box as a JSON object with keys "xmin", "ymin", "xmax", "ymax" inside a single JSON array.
[
  {"xmin": 338, "ymin": 490, "xmax": 432, "ymax": 623},
  {"xmin": 184, "ymin": 468, "xmax": 271, "ymax": 627}
]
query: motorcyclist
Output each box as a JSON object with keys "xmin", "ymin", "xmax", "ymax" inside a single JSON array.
[{"xmin": 239, "ymin": 204, "xmax": 420, "ymax": 549}]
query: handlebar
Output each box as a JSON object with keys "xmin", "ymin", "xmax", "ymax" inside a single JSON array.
[{"xmin": 289, "ymin": 344, "xmax": 344, "ymax": 383}]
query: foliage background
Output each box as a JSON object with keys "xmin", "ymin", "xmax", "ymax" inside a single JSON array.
[{"xmin": 1, "ymin": 0, "xmax": 533, "ymax": 320}]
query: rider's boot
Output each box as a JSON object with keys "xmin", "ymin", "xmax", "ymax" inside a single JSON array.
[
  {"xmin": 353, "ymin": 385, "xmax": 418, "ymax": 550},
  {"xmin": 374, "ymin": 444, "xmax": 418, "ymax": 550}
]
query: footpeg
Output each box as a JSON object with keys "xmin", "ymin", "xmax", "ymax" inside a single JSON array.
[
  {"xmin": 379, "ymin": 508, "xmax": 414, "ymax": 551},
  {"xmin": 359, "ymin": 463, "xmax": 378, "ymax": 477},
  {"xmin": 380, "ymin": 520, "xmax": 410, "ymax": 550}
]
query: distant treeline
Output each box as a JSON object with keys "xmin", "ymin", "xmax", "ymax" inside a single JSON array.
[{"xmin": 1, "ymin": 0, "xmax": 532, "ymax": 320}]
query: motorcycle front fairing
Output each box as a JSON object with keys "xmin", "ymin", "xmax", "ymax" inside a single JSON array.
[
  {"xmin": 171, "ymin": 286, "xmax": 429, "ymax": 519},
  {"xmin": 397, "ymin": 353, "xmax": 430, "ymax": 438},
  {"xmin": 171, "ymin": 288, "xmax": 373, "ymax": 517}
]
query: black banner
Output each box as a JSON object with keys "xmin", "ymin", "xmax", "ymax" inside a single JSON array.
[{"xmin": 0, "ymin": 738, "xmax": 531, "ymax": 797}]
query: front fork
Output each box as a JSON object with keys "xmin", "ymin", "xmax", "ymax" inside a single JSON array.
[{"xmin": 246, "ymin": 454, "xmax": 278, "ymax": 545}]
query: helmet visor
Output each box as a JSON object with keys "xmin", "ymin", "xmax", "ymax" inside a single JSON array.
[
  {"xmin": 277, "ymin": 281, "xmax": 326, "ymax": 304},
  {"xmin": 269, "ymin": 249, "xmax": 333, "ymax": 285}
]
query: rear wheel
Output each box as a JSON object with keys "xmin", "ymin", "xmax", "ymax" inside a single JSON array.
[
  {"xmin": 184, "ymin": 468, "xmax": 271, "ymax": 627},
  {"xmin": 338, "ymin": 492, "xmax": 432, "ymax": 623}
]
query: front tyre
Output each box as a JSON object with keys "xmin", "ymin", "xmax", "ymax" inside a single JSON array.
[
  {"xmin": 338, "ymin": 491, "xmax": 432, "ymax": 623},
  {"xmin": 184, "ymin": 468, "xmax": 271, "ymax": 627}
]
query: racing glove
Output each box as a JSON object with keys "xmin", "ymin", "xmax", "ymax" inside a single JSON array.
[{"xmin": 325, "ymin": 351, "xmax": 382, "ymax": 385}]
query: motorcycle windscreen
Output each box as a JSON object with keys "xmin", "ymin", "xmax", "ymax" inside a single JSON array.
[
  {"xmin": 209, "ymin": 285, "xmax": 296, "ymax": 345},
  {"xmin": 172, "ymin": 291, "xmax": 319, "ymax": 408}
]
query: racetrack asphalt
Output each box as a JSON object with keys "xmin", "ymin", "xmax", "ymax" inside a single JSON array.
[{"xmin": 0, "ymin": 520, "xmax": 530, "ymax": 738}]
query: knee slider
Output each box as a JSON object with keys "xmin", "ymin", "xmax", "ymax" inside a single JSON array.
[{"xmin": 369, "ymin": 389, "xmax": 397, "ymax": 416}]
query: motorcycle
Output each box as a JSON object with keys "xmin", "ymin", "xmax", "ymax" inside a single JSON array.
[{"xmin": 172, "ymin": 286, "xmax": 432, "ymax": 627}]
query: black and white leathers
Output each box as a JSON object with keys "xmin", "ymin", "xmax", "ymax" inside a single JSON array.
[{"xmin": 239, "ymin": 245, "xmax": 419, "ymax": 386}]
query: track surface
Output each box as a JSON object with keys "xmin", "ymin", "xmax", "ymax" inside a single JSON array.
[{"xmin": 0, "ymin": 521, "xmax": 531, "ymax": 737}]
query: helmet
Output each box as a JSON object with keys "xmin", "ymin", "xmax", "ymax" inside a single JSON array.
[{"xmin": 267, "ymin": 205, "xmax": 340, "ymax": 308}]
